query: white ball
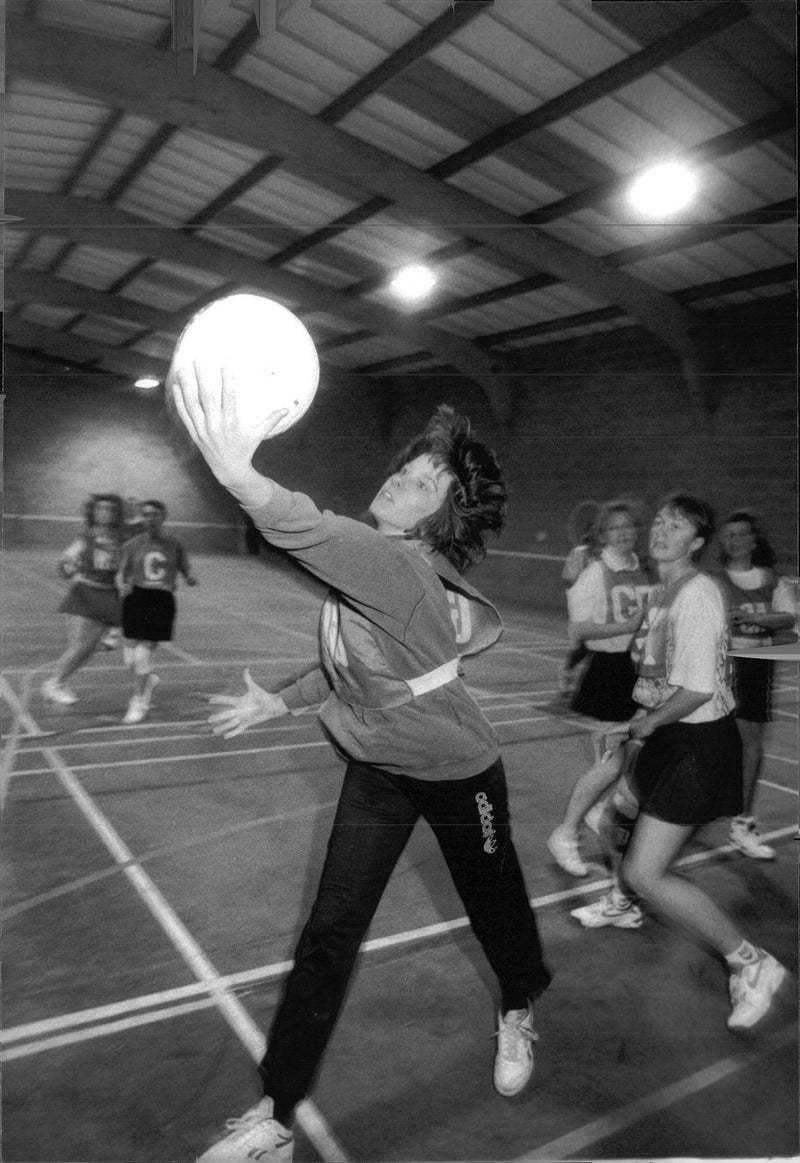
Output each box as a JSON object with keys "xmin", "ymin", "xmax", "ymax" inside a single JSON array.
[{"xmin": 168, "ymin": 293, "xmax": 319, "ymax": 437}]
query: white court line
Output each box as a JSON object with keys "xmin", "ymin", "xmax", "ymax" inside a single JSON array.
[
  {"xmin": 4, "ymin": 708, "xmax": 581, "ymax": 777},
  {"xmin": 4, "ymin": 824, "xmax": 795, "ymax": 1058},
  {"xmin": 515, "ymin": 1024, "xmax": 796, "ymax": 1161},
  {"xmin": 773, "ymin": 708, "xmax": 798, "ymax": 720},
  {"xmin": 764, "ymin": 753, "xmax": 799, "ymax": 767},
  {"xmin": 759, "ymin": 778, "xmax": 798, "ymax": 796},
  {"xmin": 0, "ymin": 693, "xmax": 349, "ymax": 1162},
  {"xmin": 159, "ymin": 641, "xmax": 203, "ymax": 664}
]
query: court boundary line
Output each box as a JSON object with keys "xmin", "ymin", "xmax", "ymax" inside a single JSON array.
[
  {"xmin": 514, "ymin": 1023, "xmax": 796, "ymax": 1161},
  {"xmin": 4, "ymin": 824, "xmax": 796, "ymax": 1058},
  {"xmin": 0, "ymin": 688, "xmax": 350, "ymax": 1163}
]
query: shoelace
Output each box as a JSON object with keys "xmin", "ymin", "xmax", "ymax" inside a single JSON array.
[
  {"xmin": 493, "ymin": 1017, "xmax": 539, "ymax": 1060},
  {"xmin": 223, "ymin": 1112, "xmax": 270, "ymax": 1132}
]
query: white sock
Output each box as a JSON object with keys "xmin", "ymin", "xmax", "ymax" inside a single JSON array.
[{"xmin": 725, "ymin": 940, "xmax": 761, "ymax": 969}]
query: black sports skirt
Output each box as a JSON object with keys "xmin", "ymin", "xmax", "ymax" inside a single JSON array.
[
  {"xmin": 571, "ymin": 650, "xmax": 638, "ymax": 722},
  {"xmin": 59, "ymin": 583, "xmax": 121, "ymax": 627},
  {"xmin": 123, "ymin": 587, "xmax": 176, "ymax": 642},
  {"xmin": 730, "ymin": 657, "xmax": 773, "ymax": 723},
  {"xmin": 632, "ymin": 712, "xmax": 743, "ymax": 826}
]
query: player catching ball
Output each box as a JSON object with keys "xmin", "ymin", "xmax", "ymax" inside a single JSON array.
[
  {"xmin": 116, "ymin": 500, "xmax": 197, "ymax": 724},
  {"xmin": 172, "ymin": 363, "xmax": 551, "ymax": 1163}
]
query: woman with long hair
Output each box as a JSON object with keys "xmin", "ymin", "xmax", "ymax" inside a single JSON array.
[{"xmin": 41, "ymin": 493, "xmax": 125, "ymax": 706}]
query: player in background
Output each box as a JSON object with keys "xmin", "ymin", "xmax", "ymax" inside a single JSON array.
[
  {"xmin": 100, "ymin": 496, "xmax": 147, "ymax": 650},
  {"xmin": 116, "ymin": 500, "xmax": 197, "ymax": 725},
  {"xmin": 172, "ymin": 363, "xmax": 551, "ymax": 1163},
  {"xmin": 547, "ymin": 500, "xmax": 650, "ymax": 877},
  {"xmin": 716, "ymin": 510, "xmax": 796, "ymax": 858},
  {"xmin": 572, "ymin": 495, "xmax": 788, "ymax": 1033},
  {"xmin": 42, "ymin": 494, "xmax": 125, "ymax": 706}
]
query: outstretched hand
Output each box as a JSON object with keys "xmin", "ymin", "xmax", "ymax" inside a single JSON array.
[
  {"xmin": 208, "ymin": 668, "xmax": 289, "ymax": 738},
  {"xmin": 171, "ymin": 361, "xmax": 288, "ymax": 491}
]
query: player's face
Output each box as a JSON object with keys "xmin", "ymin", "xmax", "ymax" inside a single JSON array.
[
  {"xmin": 369, "ymin": 453, "xmax": 454, "ymax": 535},
  {"xmin": 93, "ymin": 500, "xmax": 118, "ymax": 527},
  {"xmin": 602, "ymin": 513, "xmax": 637, "ymax": 553},
  {"xmin": 649, "ymin": 506, "xmax": 703, "ymax": 565},
  {"xmin": 141, "ymin": 506, "xmax": 164, "ymax": 532},
  {"xmin": 720, "ymin": 521, "xmax": 755, "ymax": 563}
]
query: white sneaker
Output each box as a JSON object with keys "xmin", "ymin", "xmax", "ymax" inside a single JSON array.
[
  {"xmin": 197, "ymin": 1097, "xmax": 293, "ymax": 1162},
  {"xmin": 546, "ymin": 825, "xmax": 588, "ymax": 877},
  {"xmin": 570, "ymin": 891, "xmax": 643, "ymax": 929},
  {"xmin": 101, "ymin": 627, "xmax": 122, "ymax": 650},
  {"xmin": 123, "ymin": 696, "xmax": 147, "ymax": 725},
  {"xmin": 728, "ymin": 952, "xmax": 787, "ymax": 1030},
  {"xmin": 41, "ymin": 678, "xmax": 78, "ymax": 706},
  {"xmin": 493, "ymin": 1004, "xmax": 538, "ymax": 1097},
  {"xmin": 729, "ymin": 817, "xmax": 775, "ymax": 860}
]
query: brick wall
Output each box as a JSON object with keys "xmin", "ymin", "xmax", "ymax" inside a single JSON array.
[{"xmin": 4, "ymin": 295, "xmax": 796, "ymax": 610}]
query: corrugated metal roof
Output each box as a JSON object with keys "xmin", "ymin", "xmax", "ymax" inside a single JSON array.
[{"xmin": 3, "ymin": 0, "xmax": 795, "ymax": 393}]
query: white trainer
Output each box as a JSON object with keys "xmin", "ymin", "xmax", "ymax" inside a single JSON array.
[
  {"xmin": 123, "ymin": 696, "xmax": 147, "ymax": 725},
  {"xmin": 493, "ymin": 1004, "xmax": 538, "ymax": 1097},
  {"xmin": 570, "ymin": 891, "xmax": 643, "ymax": 929},
  {"xmin": 197, "ymin": 1097, "xmax": 293, "ymax": 1162},
  {"xmin": 729, "ymin": 817, "xmax": 775, "ymax": 860},
  {"xmin": 728, "ymin": 952, "xmax": 788, "ymax": 1031},
  {"xmin": 546, "ymin": 825, "xmax": 588, "ymax": 877},
  {"xmin": 41, "ymin": 678, "xmax": 78, "ymax": 706}
]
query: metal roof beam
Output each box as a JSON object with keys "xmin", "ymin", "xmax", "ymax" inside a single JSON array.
[
  {"xmin": 4, "ymin": 190, "xmax": 506, "ymax": 401},
  {"xmin": 8, "ymin": 20, "xmax": 696, "ymax": 358}
]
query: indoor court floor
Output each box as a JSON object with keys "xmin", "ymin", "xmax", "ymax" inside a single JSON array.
[{"xmin": 1, "ymin": 546, "xmax": 798, "ymax": 1163}]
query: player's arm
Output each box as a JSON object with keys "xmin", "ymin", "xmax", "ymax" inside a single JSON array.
[
  {"xmin": 208, "ymin": 666, "xmax": 329, "ymax": 738},
  {"xmin": 177, "ymin": 541, "xmax": 198, "ymax": 586},
  {"xmin": 628, "ymin": 687, "xmax": 711, "ymax": 738},
  {"xmin": 58, "ymin": 538, "xmax": 86, "ymax": 580},
  {"xmin": 115, "ymin": 541, "xmax": 134, "ymax": 596},
  {"xmin": 730, "ymin": 606, "xmax": 794, "ymax": 631},
  {"xmin": 172, "ymin": 360, "xmax": 424, "ymax": 624}
]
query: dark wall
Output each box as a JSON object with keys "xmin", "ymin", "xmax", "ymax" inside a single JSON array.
[{"xmin": 4, "ymin": 295, "xmax": 796, "ymax": 610}]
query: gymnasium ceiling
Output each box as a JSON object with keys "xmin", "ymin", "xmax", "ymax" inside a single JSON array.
[{"xmin": 3, "ymin": 0, "xmax": 797, "ymax": 406}]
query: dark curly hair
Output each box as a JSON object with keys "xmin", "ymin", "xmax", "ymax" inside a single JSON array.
[
  {"xmin": 387, "ymin": 405, "xmax": 507, "ymax": 573},
  {"xmin": 718, "ymin": 509, "xmax": 777, "ymax": 570}
]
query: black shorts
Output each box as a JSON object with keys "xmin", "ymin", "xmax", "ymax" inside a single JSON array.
[
  {"xmin": 59, "ymin": 583, "xmax": 121, "ymax": 627},
  {"xmin": 632, "ymin": 712, "xmax": 743, "ymax": 826},
  {"xmin": 123, "ymin": 587, "xmax": 176, "ymax": 642},
  {"xmin": 730, "ymin": 656, "xmax": 773, "ymax": 723},
  {"xmin": 571, "ymin": 650, "xmax": 638, "ymax": 722}
]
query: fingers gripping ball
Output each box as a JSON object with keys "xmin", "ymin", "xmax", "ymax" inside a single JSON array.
[{"xmin": 167, "ymin": 294, "xmax": 319, "ymax": 437}]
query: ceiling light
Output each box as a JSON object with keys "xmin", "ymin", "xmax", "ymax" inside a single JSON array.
[
  {"xmin": 628, "ymin": 162, "xmax": 698, "ymax": 218},
  {"xmin": 135, "ymin": 376, "xmax": 160, "ymax": 389},
  {"xmin": 390, "ymin": 265, "xmax": 438, "ymax": 301}
]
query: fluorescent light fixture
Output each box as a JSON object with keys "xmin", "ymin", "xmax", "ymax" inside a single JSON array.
[
  {"xmin": 135, "ymin": 376, "xmax": 160, "ymax": 389},
  {"xmin": 390, "ymin": 265, "xmax": 438, "ymax": 300},
  {"xmin": 628, "ymin": 162, "xmax": 698, "ymax": 217}
]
